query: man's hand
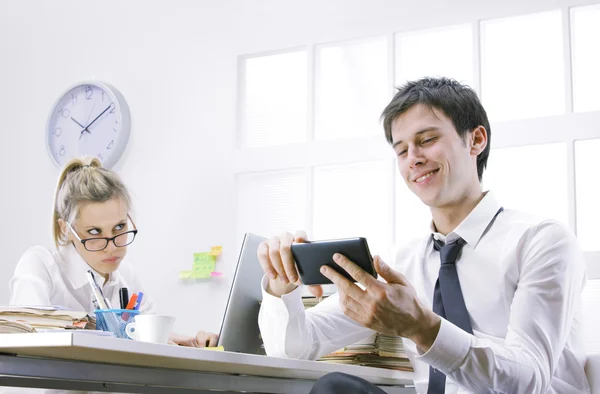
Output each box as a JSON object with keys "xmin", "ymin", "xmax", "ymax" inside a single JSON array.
[
  {"xmin": 321, "ymin": 253, "xmax": 441, "ymax": 351},
  {"xmin": 168, "ymin": 331, "xmax": 219, "ymax": 347},
  {"xmin": 257, "ymin": 231, "xmax": 323, "ymax": 298}
]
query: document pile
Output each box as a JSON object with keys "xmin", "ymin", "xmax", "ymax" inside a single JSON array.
[
  {"xmin": 302, "ymin": 297, "xmax": 413, "ymax": 372},
  {"xmin": 0, "ymin": 306, "xmax": 95, "ymax": 334}
]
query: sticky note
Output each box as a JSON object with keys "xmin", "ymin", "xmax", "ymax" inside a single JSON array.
[
  {"xmin": 205, "ymin": 346, "xmax": 224, "ymax": 351},
  {"xmin": 179, "ymin": 271, "xmax": 193, "ymax": 279},
  {"xmin": 190, "ymin": 271, "xmax": 210, "ymax": 279},
  {"xmin": 210, "ymin": 272, "xmax": 222, "ymax": 277},
  {"xmin": 209, "ymin": 246, "xmax": 223, "ymax": 256},
  {"xmin": 193, "ymin": 253, "xmax": 216, "ymax": 277}
]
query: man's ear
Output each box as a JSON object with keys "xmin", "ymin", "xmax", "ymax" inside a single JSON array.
[{"xmin": 470, "ymin": 126, "xmax": 488, "ymax": 156}]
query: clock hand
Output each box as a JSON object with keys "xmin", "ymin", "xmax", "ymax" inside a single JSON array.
[
  {"xmin": 70, "ymin": 117, "xmax": 85, "ymax": 129},
  {"xmin": 70, "ymin": 117, "xmax": 92, "ymax": 139},
  {"xmin": 84, "ymin": 103, "xmax": 113, "ymax": 132}
]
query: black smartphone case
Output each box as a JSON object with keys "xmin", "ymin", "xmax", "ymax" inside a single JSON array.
[{"xmin": 290, "ymin": 238, "xmax": 376, "ymax": 285}]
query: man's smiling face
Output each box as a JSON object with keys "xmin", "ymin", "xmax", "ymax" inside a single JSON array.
[{"xmin": 391, "ymin": 103, "xmax": 478, "ymax": 209}]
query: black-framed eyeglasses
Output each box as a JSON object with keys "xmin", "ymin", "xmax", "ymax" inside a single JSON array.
[{"xmin": 66, "ymin": 214, "xmax": 138, "ymax": 252}]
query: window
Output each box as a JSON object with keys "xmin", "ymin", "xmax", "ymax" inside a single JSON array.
[
  {"xmin": 484, "ymin": 143, "xmax": 568, "ymax": 226},
  {"xmin": 582, "ymin": 279, "xmax": 600, "ymax": 352},
  {"xmin": 236, "ymin": 170, "xmax": 307, "ymax": 242},
  {"xmin": 237, "ymin": 5, "xmax": 600, "ymax": 279},
  {"xmin": 571, "ymin": 4, "xmax": 600, "ymax": 113},
  {"xmin": 242, "ymin": 51, "xmax": 308, "ymax": 148},
  {"xmin": 315, "ymin": 37, "xmax": 389, "ymax": 140},
  {"xmin": 575, "ymin": 139, "xmax": 600, "ymax": 251},
  {"xmin": 395, "ymin": 24, "xmax": 474, "ymax": 89},
  {"xmin": 481, "ymin": 10, "xmax": 565, "ymax": 121}
]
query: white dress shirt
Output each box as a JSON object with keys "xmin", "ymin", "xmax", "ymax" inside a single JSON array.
[
  {"xmin": 9, "ymin": 243, "xmax": 155, "ymax": 314},
  {"xmin": 258, "ymin": 192, "xmax": 590, "ymax": 394}
]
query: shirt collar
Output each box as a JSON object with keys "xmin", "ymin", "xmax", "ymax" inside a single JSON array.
[
  {"xmin": 59, "ymin": 243, "xmax": 122, "ymax": 290},
  {"xmin": 429, "ymin": 191, "xmax": 502, "ymax": 248}
]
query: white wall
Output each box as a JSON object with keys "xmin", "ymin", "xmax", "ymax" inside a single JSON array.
[
  {"xmin": 1, "ymin": 0, "xmax": 596, "ymax": 334},
  {"xmin": 0, "ymin": 0, "xmax": 239, "ymax": 334}
]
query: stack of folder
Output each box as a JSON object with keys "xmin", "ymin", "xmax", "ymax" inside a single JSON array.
[
  {"xmin": 302, "ymin": 297, "xmax": 414, "ymax": 372},
  {"xmin": 0, "ymin": 306, "xmax": 95, "ymax": 333}
]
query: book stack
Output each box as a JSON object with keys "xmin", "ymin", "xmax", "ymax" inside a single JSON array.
[
  {"xmin": 302, "ymin": 297, "xmax": 413, "ymax": 372},
  {"xmin": 0, "ymin": 306, "xmax": 96, "ymax": 334},
  {"xmin": 317, "ymin": 333, "xmax": 379, "ymax": 364}
]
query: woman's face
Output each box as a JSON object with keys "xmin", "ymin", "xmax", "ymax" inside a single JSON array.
[{"xmin": 62, "ymin": 197, "xmax": 130, "ymax": 277}]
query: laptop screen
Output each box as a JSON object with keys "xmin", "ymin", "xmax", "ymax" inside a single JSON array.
[{"xmin": 217, "ymin": 233, "xmax": 267, "ymax": 354}]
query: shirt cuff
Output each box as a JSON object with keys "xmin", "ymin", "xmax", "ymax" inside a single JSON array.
[
  {"xmin": 260, "ymin": 275, "xmax": 305, "ymax": 318},
  {"xmin": 416, "ymin": 318, "xmax": 472, "ymax": 374}
]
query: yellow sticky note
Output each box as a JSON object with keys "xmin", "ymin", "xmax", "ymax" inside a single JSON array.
[
  {"xmin": 209, "ymin": 246, "xmax": 223, "ymax": 256},
  {"xmin": 179, "ymin": 270, "xmax": 193, "ymax": 279},
  {"xmin": 193, "ymin": 253, "xmax": 216, "ymax": 277},
  {"xmin": 205, "ymin": 346, "xmax": 224, "ymax": 351},
  {"xmin": 190, "ymin": 270, "xmax": 211, "ymax": 279}
]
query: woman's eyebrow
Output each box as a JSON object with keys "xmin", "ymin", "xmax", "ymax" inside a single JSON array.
[{"xmin": 82, "ymin": 219, "xmax": 127, "ymax": 230}]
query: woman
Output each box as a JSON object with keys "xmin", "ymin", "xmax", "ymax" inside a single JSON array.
[{"xmin": 9, "ymin": 157, "xmax": 218, "ymax": 348}]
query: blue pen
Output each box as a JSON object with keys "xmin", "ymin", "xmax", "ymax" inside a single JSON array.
[{"xmin": 133, "ymin": 292, "xmax": 144, "ymax": 310}]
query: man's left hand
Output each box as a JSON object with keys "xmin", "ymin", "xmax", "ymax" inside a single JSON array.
[{"xmin": 321, "ymin": 254, "xmax": 441, "ymax": 349}]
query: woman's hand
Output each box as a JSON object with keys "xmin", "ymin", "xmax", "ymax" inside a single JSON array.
[{"xmin": 168, "ymin": 331, "xmax": 219, "ymax": 347}]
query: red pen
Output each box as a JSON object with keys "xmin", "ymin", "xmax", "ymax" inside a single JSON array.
[
  {"xmin": 121, "ymin": 293, "xmax": 138, "ymax": 321},
  {"xmin": 125, "ymin": 293, "xmax": 138, "ymax": 310}
]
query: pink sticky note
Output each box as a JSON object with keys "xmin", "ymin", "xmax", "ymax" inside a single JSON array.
[{"xmin": 210, "ymin": 272, "xmax": 222, "ymax": 277}]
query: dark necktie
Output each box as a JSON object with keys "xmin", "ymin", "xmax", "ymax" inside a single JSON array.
[{"xmin": 427, "ymin": 237, "xmax": 472, "ymax": 394}]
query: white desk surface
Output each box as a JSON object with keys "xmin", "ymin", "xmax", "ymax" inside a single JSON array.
[{"xmin": 0, "ymin": 332, "xmax": 414, "ymax": 386}]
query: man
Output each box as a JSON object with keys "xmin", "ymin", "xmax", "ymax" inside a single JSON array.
[{"xmin": 257, "ymin": 78, "xmax": 589, "ymax": 393}]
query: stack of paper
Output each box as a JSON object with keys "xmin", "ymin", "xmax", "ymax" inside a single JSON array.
[
  {"xmin": 0, "ymin": 306, "xmax": 96, "ymax": 333},
  {"xmin": 302, "ymin": 297, "xmax": 414, "ymax": 372},
  {"xmin": 0, "ymin": 320, "xmax": 35, "ymax": 333}
]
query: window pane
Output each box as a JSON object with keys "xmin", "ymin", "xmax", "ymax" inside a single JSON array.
[
  {"xmin": 236, "ymin": 170, "xmax": 307, "ymax": 241},
  {"xmin": 313, "ymin": 161, "xmax": 393, "ymax": 257},
  {"xmin": 395, "ymin": 169, "xmax": 432, "ymax": 246},
  {"xmin": 243, "ymin": 51, "xmax": 307, "ymax": 147},
  {"xmin": 315, "ymin": 37, "xmax": 389, "ymax": 140},
  {"xmin": 571, "ymin": 5, "xmax": 600, "ymax": 113},
  {"xmin": 483, "ymin": 143, "xmax": 568, "ymax": 225},
  {"xmin": 395, "ymin": 24, "xmax": 474, "ymax": 89},
  {"xmin": 481, "ymin": 11, "xmax": 564, "ymax": 121},
  {"xmin": 575, "ymin": 139, "xmax": 600, "ymax": 250},
  {"xmin": 582, "ymin": 279, "xmax": 600, "ymax": 353}
]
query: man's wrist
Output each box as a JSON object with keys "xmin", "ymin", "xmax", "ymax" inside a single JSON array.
[
  {"xmin": 408, "ymin": 310, "xmax": 441, "ymax": 352},
  {"xmin": 266, "ymin": 279, "xmax": 298, "ymax": 297}
]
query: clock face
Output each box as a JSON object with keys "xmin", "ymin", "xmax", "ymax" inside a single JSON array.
[{"xmin": 47, "ymin": 82, "xmax": 130, "ymax": 168}]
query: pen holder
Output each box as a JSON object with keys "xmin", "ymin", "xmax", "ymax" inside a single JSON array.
[{"xmin": 95, "ymin": 309, "xmax": 140, "ymax": 339}]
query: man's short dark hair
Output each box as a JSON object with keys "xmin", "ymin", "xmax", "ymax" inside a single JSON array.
[{"xmin": 381, "ymin": 77, "xmax": 491, "ymax": 181}]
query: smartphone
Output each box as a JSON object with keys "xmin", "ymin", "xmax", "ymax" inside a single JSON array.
[{"xmin": 290, "ymin": 237, "xmax": 376, "ymax": 285}]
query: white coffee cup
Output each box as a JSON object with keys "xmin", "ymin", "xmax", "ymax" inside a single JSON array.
[{"xmin": 125, "ymin": 314, "xmax": 175, "ymax": 344}]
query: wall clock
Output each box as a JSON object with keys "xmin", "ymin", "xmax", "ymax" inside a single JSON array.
[{"xmin": 46, "ymin": 81, "xmax": 131, "ymax": 168}]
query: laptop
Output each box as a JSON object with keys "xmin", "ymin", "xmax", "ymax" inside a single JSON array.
[{"xmin": 217, "ymin": 233, "xmax": 267, "ymax": 354}]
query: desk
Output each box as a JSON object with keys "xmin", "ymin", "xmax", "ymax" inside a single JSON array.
[{"xmin": 0, "ymin": 332, "xmax": 415, "ymax": 393}]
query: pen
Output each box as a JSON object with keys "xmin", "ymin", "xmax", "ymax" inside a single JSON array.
[
  {"xmin": 119, "ymin": 288, "xmax": 129, "ymax": 309},
  {"xmin": 87, "ymin": 270, "xmax": 119, "ymax": 332},
  {"xmin": 86, "ymin": 270, "xmax": 108, "ymax": 310},
  {"xmin": 125, "ymin": 293, "xmax": 138, "ymax": 310},
  {"xmin": 122, "ymin": 293, "xmax": 138, "ymax": 321},
  {"xmin": 133, "ymin": 292, "xmax": 144, "ymax": 311}
]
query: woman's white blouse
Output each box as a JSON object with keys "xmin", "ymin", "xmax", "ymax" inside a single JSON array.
[{"xmin": 9, "ymin": 243, "xmax": 155, "ymax": 314}]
